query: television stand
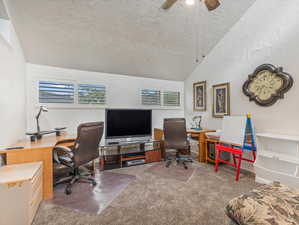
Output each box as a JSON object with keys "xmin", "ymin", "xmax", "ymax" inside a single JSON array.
[{"xmin": 99, "ymin": 139, "xmax": 161, "ymax": 170}]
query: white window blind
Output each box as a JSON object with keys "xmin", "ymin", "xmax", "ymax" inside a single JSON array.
[
  {"xmin": 141, "ymin": 89, "xmax": 161, "ymax": 105},
  {"xmin": 163, "ymin": 91, "xmax": 180, "ymax": 106},
  {"xmin": 78, "ymin": 84, "xmax": 106, "ymax": 105},
  {"xmin": 39, "ymin": 81, "xmax": 74, "ymax": 103}
]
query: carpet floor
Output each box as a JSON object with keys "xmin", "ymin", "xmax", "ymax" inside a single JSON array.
[{"xmin": 33, "ymin": 162, "xmax": 258, "ymax": 225}]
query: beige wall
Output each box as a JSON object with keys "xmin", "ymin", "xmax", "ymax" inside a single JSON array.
[
  {"xmin": 185, "ymin": 0, "xmax": 299, "ymax": 136},
  {"xmin": 0, "ymin": 20, "xmax": 26, "ymax": 149},
  {"xmin": 184, "ymin": 0, "xmax": 299, "ymax": 171},
  {"xmin": 26, "ymin": 64, "xmax": 184, "ymax": 141}
]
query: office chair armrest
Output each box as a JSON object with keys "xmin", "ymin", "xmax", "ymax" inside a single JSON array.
[
  {"xmin": 53, "ymin": 145, "xmax": 74, "ymax": 164},
  {"xmin": 54, "ymin": 138, "xmax": 76, "ymax": 146}
]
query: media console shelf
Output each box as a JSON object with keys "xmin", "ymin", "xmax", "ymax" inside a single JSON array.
[{"xmin": 99, "ymin": 140, "xmax": 161, "ymax": 170}]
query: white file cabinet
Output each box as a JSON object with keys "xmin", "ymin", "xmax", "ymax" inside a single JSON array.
[{"xmin": 0, "ymin": 162, "xmax": 43, "ymax": 225}]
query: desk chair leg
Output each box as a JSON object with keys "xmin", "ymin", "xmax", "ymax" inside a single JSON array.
[
  {"xmin": 92, "ymin": 160, "xmax": 96, "ymax": 175},
  {"xmin": 182, "ymin": 161, "xmax": 188, "ymax": 170},
  {"xmin": 66, "ymin": 177, "xmax": 78, "ymax": 195},
  {"xmin": 54, "ymin": 176, "xmax": 73, "ymax": 187},
  {"xmin": 166, "ymin": 159, "xmax": 172, "ymax": 168},
  {"xmin": 166, "ymin": 151, "xmax": 176, "ymax": 168},
  {"xmin": 64, "ymin": 168, "xmax": 97, "ymax": 195}
]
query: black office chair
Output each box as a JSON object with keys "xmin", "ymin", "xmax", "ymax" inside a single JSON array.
[
  {"xmin": 163, "ymin": 118, "xmax": 192, "ymax": 169},
  {"xmin": 53, "ymin": 122, "xmax": 104, "ymax": 195}
]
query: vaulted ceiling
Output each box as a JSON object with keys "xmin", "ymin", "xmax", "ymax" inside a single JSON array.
[{"xmin": 5, "ymin": 0, "xmax": 255, "ymax": 80}]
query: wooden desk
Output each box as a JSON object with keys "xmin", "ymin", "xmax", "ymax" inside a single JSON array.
[
  {"xmin": 0, "ymin": 133, "xmax": 74, "ymax": 200},
  {"xmin": 205, "ymin": 138, "xmax": 220, "ymax": 164},
  {"xmin": 187, "ymin": 129, "xmax": 215, "ymax": 162}
]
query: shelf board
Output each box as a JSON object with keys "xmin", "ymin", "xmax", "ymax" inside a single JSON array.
[
  {"xmin": 121, "ymin": 155, "xmax": 146, "ymax": 161},
  {"xmin": 145, "ymin": 148, "xmax": 160, "ymax": 151},
  {"xmin": 254, "ymin": 163, "xmax": 299, "ymax": 178},
  {"xmin": 258, "ymin": 150, "xmax": 299, "ymax": 164},
  {"xmin": 256, "ymin": 133, "xmax": 299, "ymax": 142}
]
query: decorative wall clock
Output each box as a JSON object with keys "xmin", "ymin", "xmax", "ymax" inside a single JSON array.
[{"xmin": 243, "ymin": 64, "xmax": 293, "ymax": 106}]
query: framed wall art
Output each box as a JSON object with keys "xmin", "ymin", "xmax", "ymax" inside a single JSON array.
[
  {"xmin": 193, "ymin": 81, "xmax": 207, "ymax": 111},
  {"xmin": 212, "ymin": 82, "xmax": 230, "ymax": 118}
]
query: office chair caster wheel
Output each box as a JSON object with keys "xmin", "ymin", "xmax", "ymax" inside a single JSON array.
[
  {"xmin": 183, "ymin": 162, "xmax": 188, "ymax": 170},
  {"xmin": 65, "ymin": 185, "xmax": 72, "ymax": 195}
]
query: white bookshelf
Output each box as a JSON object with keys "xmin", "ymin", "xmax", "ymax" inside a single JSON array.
[{"xmin": 255, "ymin": 133, "xmax": 299, "ymax": 188}]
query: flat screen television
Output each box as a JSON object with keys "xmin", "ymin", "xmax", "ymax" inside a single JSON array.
[{"xmin": 105, "ymin": 109, "xmax": 152, "ymax": 139}]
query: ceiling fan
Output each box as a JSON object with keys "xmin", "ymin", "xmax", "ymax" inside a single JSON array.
[{"xmin": 162, "ymin": 0, "xmax": 220, "ymax": 11}]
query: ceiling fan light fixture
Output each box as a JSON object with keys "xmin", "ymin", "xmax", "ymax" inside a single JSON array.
[
  {"xmin": 203, "ymin": 0, "xmax": 220, "ymax": 11},
  {"xmin": 185, "ymin": 0, "xmax": 195, "ymax": 6}
]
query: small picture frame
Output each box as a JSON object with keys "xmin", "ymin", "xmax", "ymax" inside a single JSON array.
[
  {"xmin": 193, "ymin": 81, "xmax": 207, "ymax": 111},
  {"xmin": 212, "ymin": 82, "xmax": 230, "ymax": 118}
]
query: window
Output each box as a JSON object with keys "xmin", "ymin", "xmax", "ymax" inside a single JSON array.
[
  {"xmin": 141, "ymin": 89, "xmax": 161, "ymax": 105},
  {"xmin": 78, "ymin": 84, "xmax": 106, "ymax": 105},
  {"xmin": 163, "ymin": 91, "xmax": 180, "ymax": 106},
  {"xmin": 39, "ymin": 81, "xmax": 74, "ymax": 103}
]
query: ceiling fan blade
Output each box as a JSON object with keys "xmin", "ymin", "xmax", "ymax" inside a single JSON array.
[
  {"xmin": 162, "ymin": 0, "xmax": 179, "ymax": 10},
  {"xmin": 202, "ymin": 0, "xmax": 220, "ymax": 11}
]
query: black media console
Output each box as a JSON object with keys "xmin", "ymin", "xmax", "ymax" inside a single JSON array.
[{"xmin": 99, "ymin": 139, "xmax": 161, "ymax": 170}]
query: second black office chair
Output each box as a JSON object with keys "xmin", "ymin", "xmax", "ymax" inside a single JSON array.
[
  {"xmin": 163, "ymin": 118, "xmax": 192, "ymax": 169},
  {"xmin": 53, "ymin": 122, "xmax": 104, "ymax": 195}
]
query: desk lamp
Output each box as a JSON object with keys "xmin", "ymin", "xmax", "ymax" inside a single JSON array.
[
  {"xmin": 36, "ymin": 105, "xmax": 48, "ymax": 135},
  {"xmin": 191, "ymin": 115, "xmax": 202, "ymax": 130},
  {"xmin": 26, "ymin": 106, "xmax": 66, "ymax": 142}
]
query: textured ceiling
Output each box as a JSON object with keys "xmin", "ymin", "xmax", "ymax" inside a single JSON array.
[{"xmin": 5, "ymin": 0, "xmax": 255, "ymax": 80}]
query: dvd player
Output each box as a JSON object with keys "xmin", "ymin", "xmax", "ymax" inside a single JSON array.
[{"xmin": 126, "ymin": 159, "xmax": 145, "ymax": 167}]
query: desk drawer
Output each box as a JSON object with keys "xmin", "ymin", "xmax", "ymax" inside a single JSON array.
[
  {"xmin": 29, "ymin": 182, "xmax": 42, "ymax": 225},
  {"xmin": 30, "ymin": 165, "xmax": 42, "ymax": 198}
]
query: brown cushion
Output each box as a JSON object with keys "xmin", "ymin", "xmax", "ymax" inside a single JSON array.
[{"xmin": 226, "ymin": 182, "xmax": 299, "ymax": 225}]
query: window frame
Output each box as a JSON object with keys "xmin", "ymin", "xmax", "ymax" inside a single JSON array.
[
  {"xmin": 141, "ymin": 89, "xmax": 161, "ymax": 106},
  {"xmin": 38, "ymin": 80, "xmax": 75, "ymax": 104},
  {"xmin": 36, "ymin": 79, "xmax": 107, "ymax": 109},
  {"xmin": 35, "ymin": 78, "xmax": 182, "ymax": 110},
  {"xmin": 78, "ymin": 83, "xmax": 106, "ymax": 105},
  {"xmin": 162, "ymin": 91, "xmax": 181, "ymax": 107},
  {"xmin": 140, "ymin": 88, "xmax": 182, "ymax": 109}
]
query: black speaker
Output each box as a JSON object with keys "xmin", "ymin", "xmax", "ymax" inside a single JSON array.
[{"xmin": 208, "ymin": 142, "xmax": 230, "ymax": 161}]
